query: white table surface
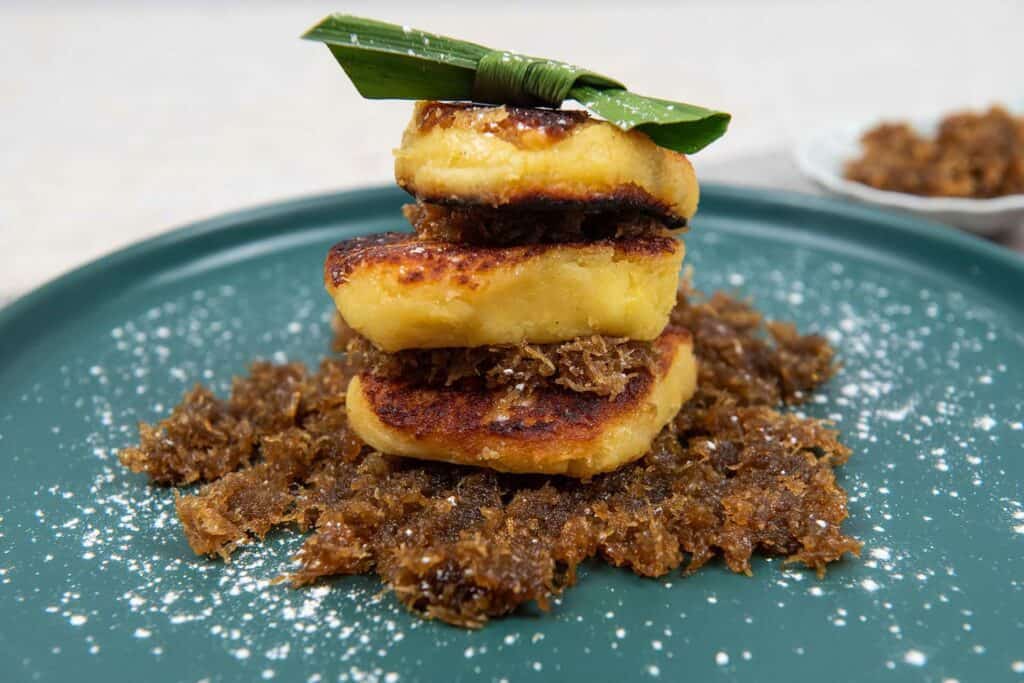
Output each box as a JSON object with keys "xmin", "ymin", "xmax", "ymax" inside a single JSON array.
[{"xmin": 2, "ymin": 0, "xmax": 1023, "ymax": 306}]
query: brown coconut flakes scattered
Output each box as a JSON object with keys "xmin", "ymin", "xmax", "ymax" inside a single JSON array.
[{"xmin": 119, "ymin": 287, "xmax": 860, "ymax": 628}]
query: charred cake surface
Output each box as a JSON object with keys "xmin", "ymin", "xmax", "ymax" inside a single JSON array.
[{"xmin": 414, "ymin": 101, "xmax": 590, "ymax": 145}]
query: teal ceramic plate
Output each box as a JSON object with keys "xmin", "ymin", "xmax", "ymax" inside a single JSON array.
[{"xmin": 1, "ymin": 186, "xmax": 1023, "ymax": 682}]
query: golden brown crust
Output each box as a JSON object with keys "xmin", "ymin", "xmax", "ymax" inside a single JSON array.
[
  {"xmin": 362, "ymin": 372, "xmax": 644, "ymax": 441},
  {"xmin": 324, "ymin": 232, "xmax": 681, "ymax": 288},
  {"xmin": 414, "ymin": 101, "xmax": 590, "ymax": 145}
]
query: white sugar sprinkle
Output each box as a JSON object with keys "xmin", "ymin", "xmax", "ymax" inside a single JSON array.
[
  {"xmin": 903, "ymin": 650, "xmax": 926, "ymax": 666},
  {"xmin": 869, "ymin": 548, "xmax": 891, "ymax": 561},
  {"xmin": 973, "ymin": 415, "xmax": 997, "ymax": 431}
]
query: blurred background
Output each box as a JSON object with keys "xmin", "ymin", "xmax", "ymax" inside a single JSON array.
[{"xmin": 2, "ymin": 0, "xmax": 1023, "ymax": 305}]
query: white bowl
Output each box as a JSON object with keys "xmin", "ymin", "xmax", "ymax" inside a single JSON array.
[{"xmin": 794, "ymin": 114, "xmax": 1024, "ymax": 236}]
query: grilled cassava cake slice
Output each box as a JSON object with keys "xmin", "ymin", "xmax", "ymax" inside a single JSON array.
[
  {"xmin": 325, "ymin": 232, "xmax": 684, "ymax": 351},
  {"xmin": 345, "ymin": 328, "xmax": 697, "ymax": 477},
  {"xmin": 395, "ymin": 102, "xmax": 699, "ymax": 227}
]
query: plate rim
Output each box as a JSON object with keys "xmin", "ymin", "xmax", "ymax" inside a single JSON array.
[{"xmin": 2, "ymin": 183, "xmax": 1023, "ymax": 371}]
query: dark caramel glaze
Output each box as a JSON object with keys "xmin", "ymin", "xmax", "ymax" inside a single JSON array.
[
  {"xmin": 359, "ymin": 330, "xmax": 685, "ymax": 443},
  {"xmin": 324, "ymin": 232, "xmax": 682, "ymax": 288},
  {"xmin": 415, "ymin": 101, "xmax": 590, "ymax": 144},
  {"xmin": 407, "ymin": 186, "xmax": 686, "ymax": 229},
  {"xmin": 403, "ymin": 202, "xmax": 680, "ymax": 246}
]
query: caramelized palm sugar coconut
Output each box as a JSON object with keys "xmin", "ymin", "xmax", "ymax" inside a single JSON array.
[
  {"xmin": 120, "ymin": 285, "xmax": 860, "ymax": 628},
  {"xmin": 844, "ymin": 105, "xmax": 1024, "ymax": 198}
]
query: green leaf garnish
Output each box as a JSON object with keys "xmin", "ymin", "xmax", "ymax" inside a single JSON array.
[
  {"xmin": 302, "ymin": 14, "xmax": 730, "ymax": 154},
  {"xmin": 571, "ymin": 87, "xmax": 731, "ymax": 155}
]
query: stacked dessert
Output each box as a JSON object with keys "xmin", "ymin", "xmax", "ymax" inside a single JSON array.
[
  {"xmin": 325, "ymin": 101, "xmax": 701, "ymax": 477},
  {"xmin": 119, "ymin": 18, "xmax": 859, "ymax": 630}
]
